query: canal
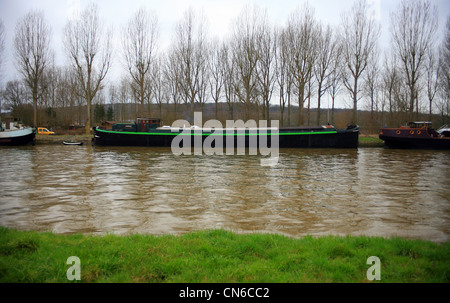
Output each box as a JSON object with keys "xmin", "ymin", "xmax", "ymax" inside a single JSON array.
[{"xmin": 0, "ymin": 145, "xmax": 449, "ymax": 242}]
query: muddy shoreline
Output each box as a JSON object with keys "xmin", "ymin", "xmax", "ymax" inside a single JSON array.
[
  {"xmin": 35, "ymin": 134, "xmax": 384, "ymax": 147},
  {"xmin": 35, "ymin": 135, "xmax": 92, "ymax": 145}
]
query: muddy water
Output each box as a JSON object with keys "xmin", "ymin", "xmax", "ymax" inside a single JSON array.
[{"xmin": 0, "ymin": 145, "xmax": 449, "ymax": 242}]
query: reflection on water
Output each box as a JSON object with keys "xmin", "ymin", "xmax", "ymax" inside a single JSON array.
[{"xmin": 0, "ymin": 145, "xmax": 449, "ymax": 242}]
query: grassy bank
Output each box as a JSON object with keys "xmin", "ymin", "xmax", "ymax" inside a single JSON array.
[
  {"xmin": 0, "ymin": 227, "xmax": 448, "ymax": 283},
  {"xmin": 358, "ymin": 135, "xmax": 384, "ymax": 147}
]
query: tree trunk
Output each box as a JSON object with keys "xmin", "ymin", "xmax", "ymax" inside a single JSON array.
[
  {"xmin": 317, "ymin": 84, "xmax": 322, "ymax": 125},
  {"xmin": 352, "ymin": 78, "xmax": 358, "ymax": 124},
  {"xmin": 298, "ymin": 89, "xmax": 304, "ymax": 125},
  {"xmin": 86, "ymin": 93, "xmax": 91, "ymax": 135},
  {"xmin": 32, "ymin": 86, "xmax": 38, "ymax": 128}
]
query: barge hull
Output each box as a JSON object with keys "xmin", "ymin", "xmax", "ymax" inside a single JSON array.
[
  {"xmin": 93, "ymin": 128, "xmax": 359, "ymax": 149},
  {"xmin": 379, "ymin": 135, "xmax": 450, "ymax": 150},
  {"xmin": 0, "ymin": 131, "xmax": 35, "ymax": 146}
]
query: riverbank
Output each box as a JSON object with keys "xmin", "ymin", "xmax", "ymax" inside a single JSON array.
[
  {"xmin": 34, "ymin": 134, "xmax": 384, "ymax": 147},
  {"xmin": 358, "ymin": 135, "xmax": 385, "ymax": 147},
  {"xmin": 35, "ymin": 134, "xmax": 92, "ymax": 145},
  {"xmin": 0, "ymin": 227, "xmax": 448, "ymax": 283}
]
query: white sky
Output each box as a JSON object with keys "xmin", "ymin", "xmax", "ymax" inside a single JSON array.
[{"xmin": 0, "ymin": 0, "xmax": 449, "ymax": 106}]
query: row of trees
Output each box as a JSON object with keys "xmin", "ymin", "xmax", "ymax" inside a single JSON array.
[{"xmin": 0, "ymin": 0, "xmax": 449, "ymax": 134}]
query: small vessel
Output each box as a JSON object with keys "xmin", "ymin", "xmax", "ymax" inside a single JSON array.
[
  {"xmin": 0, "ymin": 117, "xmax": 35, "ymax": 146},
  {"xmin": 93, "ymin": 118, "xmax": 359, "ymax": 148},
  {"xmin": 63, "ymin": 141, "xmax": 83, "ymax": 146},
  {"xmin": 63, "ymin": 135, "xmax": 83, "ymax": 145},
  {"xmin": 379, "ymin": 121, "xmax": 450, "ymax": 149}
]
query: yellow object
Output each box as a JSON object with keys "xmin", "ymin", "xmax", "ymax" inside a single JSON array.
[{"xmin": 37, "ymin": 127, "xmax": 55, "ymax": 135}]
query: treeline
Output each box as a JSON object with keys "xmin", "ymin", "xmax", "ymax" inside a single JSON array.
[{"xmin": 0, "ymin": 0, "xmax": 449, "ymax": 134}]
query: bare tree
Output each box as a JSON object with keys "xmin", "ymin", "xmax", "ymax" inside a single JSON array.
[
  {"xmin": 340, "ymin": 0, "xmax": 380, "ymax": 124},
  {"xmin": 39, "ymin": 59, "xmax": 60, "ymax": 127},
  {"xmin": 209, "ymin": 40, "xmax": 226, "ymax": 120},
  {"xmin": 151, "ymin": 56, "xmax": 168, "ymax": 122},
  {"xmin": 286, "ymin": 4, "xmax": 318, "ymax": 125},
  {"xmin": 381, "ymin": 51, "xmax": 401, "ymax": 124},
  {"xmin": 197, "ymin": 41, "xmax": 210, "ymax": 117},
  {"xmin": 327, "ymin": 39, "xmax": 344, "ymax": 126},
  {"xmin": 108, "ymin": 82, "xmax": 118, "ymax": 120},
  {"xmin": 164, "ymin": 47, "xmax": 182, "ymax": 122},
  {"xmin": 276, "ymin": 27, "xmax": 293, "ymax": 127},
  {"xmin": 222, "ymin": 41, "xmax": 236, "ymax": 120},
  {"xmin": 64, "ymin": 3, "xmax": 112, "ymax": 134},
  {"xmin": 0, "ymin": 19, "xmax": 5, "ymax": 79},
  {"xmin": 3, "ymin": 79, "xmax": 33, "ymax": 125},
  {"xmin": 122, "ymin": 7, "xmax": 159, "ymax": 118},
  {"xmin": 390, "ymin": 0, "xmax": 438, "ymax": 120},
  {"xmin": 305, "ymin": 72, "xmax": 316, "ymax": 125},
  {"xmin": 425, "ymin": 48, "xmax": 440, "ymax": 121},
  {"xmin": 0, "ymin": 19, "xmax": 5, "ymax": 115},
  {"xmin": 57, "ymin": 66, "xmax": 81, "ymax": 126},
  {"xmin": 14, "ymin": 10, "xmax": 52, "ymax": 127},
  {"xmin": 118, "ymin": 77, "xmax": 131, "ymax": 121},
  {"xmin": 314, "ymin": 24, "xmax": 338, "ymax": 125},
  {"xmin": 438, "ymin": 17, "xmax": 450, "ymax": 125},
  {"xmin": 230, "ymin": 5, "xmax": 264, "ymax": 121},
  {"xmin": 3, "ymin": 80, "xmax": 30, "ymax": 112},
  {"xmin": 364, "ymin": 51, "xmax": 380, "ymax": 118},
  {"xmin": 256, "ymin": 11, "xmax": 277, "ymax": 122},
  {"xmin": 173, "ymin": 8, "xmax": 209, "ymax": 122}
]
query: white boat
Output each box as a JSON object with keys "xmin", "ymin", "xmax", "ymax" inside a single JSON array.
[
  {"xmin": 0, "ymin": 119, "xmax": 35, "ymax": 146},
  {"xmin": 63, "ymin": 140, "xmax": 83, "ymax": 146},
  {"xmin": 437, "ymin": 125, "xmax": 450, "ymax": 137}
]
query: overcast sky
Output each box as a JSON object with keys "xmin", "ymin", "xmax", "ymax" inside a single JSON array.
[{"xmin": 1, "ymin": 0, "xmax": 449, "ymax": 97}]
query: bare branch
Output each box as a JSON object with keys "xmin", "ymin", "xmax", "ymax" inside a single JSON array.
[
  {"xmin": 64, "ymin": 3, "xmax": 112, "ymax": 133},
  {"xmin": 340, "ymin": 0, "xmax": 380, "ymax": 123},
  {"xmin": 14, "ymin": 10, "xmax": 52, "ymax": 127},
  {"xmin": 390, "ymin": 0, "xmax": 438, "ymax": 119},
  {"xmin": 286, "ymin": 3, "xmax": 319, "ymax": 125},
  {"xmin": 122, "ymin": 7, "xmax": 159, "ymax": 117}
]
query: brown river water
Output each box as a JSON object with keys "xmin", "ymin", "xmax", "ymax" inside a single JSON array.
[{"xmin": 0, "ymin": 145, "xmax": 449, "ymax": 242}]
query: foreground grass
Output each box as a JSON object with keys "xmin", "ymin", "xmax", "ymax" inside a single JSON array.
[{"xmin": 0, "ymin": 227, "xmax": 448, "ymax": 283}]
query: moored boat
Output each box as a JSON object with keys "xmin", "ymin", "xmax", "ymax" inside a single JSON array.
[
  {"xmin": 62, "ymin": 135, "xmax": 84, "ymax": 145},
  {"xmin": 93, "ymin": 118, "xmax": 359, "ymax": 148},
  {"xmin": 379, "ymin": 121, "xmax": 450, "ymax": 149},
  {"xmin": 437, "ymin": 125, "xmax": 450, "ymax": 137},
  {"xmin": 63, "ymin": 141, "xmax": 83, "ymax": 146},
  {"xmin": 0, "ymin": 118, "xmax": 35, "ymax": 146}
]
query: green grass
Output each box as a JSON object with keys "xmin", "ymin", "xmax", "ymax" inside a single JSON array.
[
  {"xmin": 358, "ymin": 136, "xmax": 384, "ymax": 147},
  {"xmin": 0, "ymin": 227, "xmax": 448, "ymax": 283}
]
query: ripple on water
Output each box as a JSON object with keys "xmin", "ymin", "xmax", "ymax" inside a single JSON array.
[{"xmin": 0, "ymin": 145, "xmax": 449, "ymax": 241}]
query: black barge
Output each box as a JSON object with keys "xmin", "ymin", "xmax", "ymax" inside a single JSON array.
[{"xmin": 93, "ymin": 118, "xmax": 359, "ymax": 149}]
